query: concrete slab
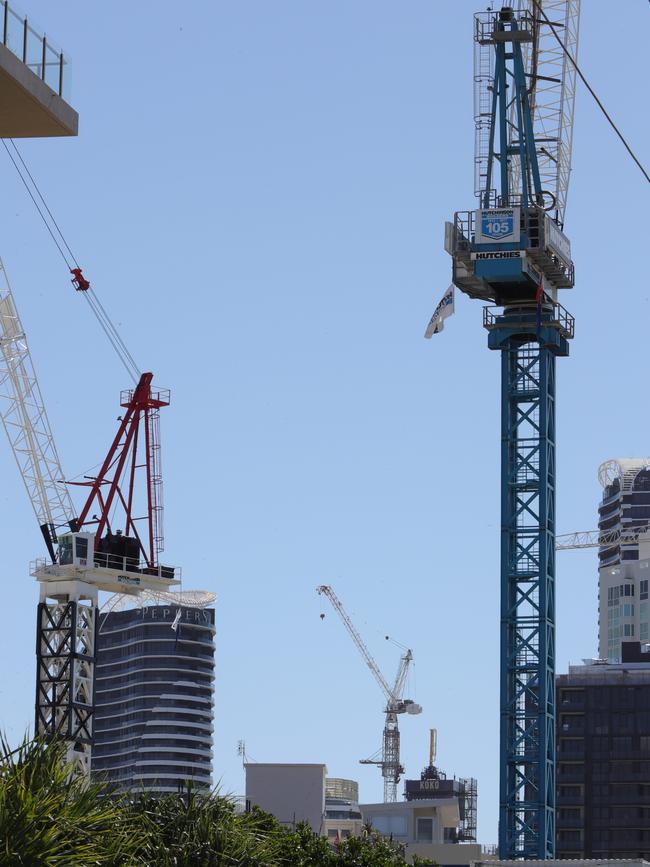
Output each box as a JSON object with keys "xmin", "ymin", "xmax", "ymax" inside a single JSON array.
[{"xmin": 0, "ymin": 41, "xmax": 77, "ymax": 137}]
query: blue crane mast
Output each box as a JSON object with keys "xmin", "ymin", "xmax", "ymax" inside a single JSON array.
[{"xmin": 444, "ymin": 3, "xmax": 579, "ymax": 859}]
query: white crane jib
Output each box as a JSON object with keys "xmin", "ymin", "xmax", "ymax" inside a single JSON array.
[
  {"xmin": 317, "ymin": 584, "xmax": 422, "ymax": 803},
  {"xmin": 556, "ymin": 526, "xmax": 650, "ymax": 551},
  {"xmin": 0, "ymin": 258, "xmax": 75, "ymax": 559}
]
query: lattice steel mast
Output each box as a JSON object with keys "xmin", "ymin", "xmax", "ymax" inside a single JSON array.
[{"xmin": 440, "ymin": 3, "xmax": 580, "ymax": 858}]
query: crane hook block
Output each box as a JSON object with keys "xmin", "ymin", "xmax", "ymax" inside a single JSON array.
[{"xmin": 70, "ymin": 267, "xmax": 90, "ymax": 291}]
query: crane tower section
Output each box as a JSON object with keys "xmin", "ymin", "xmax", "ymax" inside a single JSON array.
[{"xmin": 445, "ymin": 4, "xmax": 579, "ymax": 860}]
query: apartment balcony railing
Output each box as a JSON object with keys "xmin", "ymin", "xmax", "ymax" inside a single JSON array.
[{"xmin": 1, "ymin": 0, "xmax": 69, "ymax": 98}]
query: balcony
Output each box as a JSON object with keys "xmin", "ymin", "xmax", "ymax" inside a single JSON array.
[{"xmin": 0, "ymin": 0, "xmax": 77, "ymax": 136}]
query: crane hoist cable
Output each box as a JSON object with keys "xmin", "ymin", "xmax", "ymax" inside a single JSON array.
[{"xmin": 1, "ymin": 138, "xmax": 141, "ymax": 383}]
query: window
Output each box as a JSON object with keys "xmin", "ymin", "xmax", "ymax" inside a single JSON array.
[
  {"xmin": 559, "ymin": 785, "xmax": 581, "ymax": 798},
  {"xmin": 624, "ymin": 623, "xmax": 635, "ymax": 636},
  {"xmin": 641, "ymin": 622, "xmax": 649, "ymax": 641},
  {"xmin": 327, "ymin": 829, "xmax": 338, "ymax": 839},
  {"xmin": 642, "ymin": 579, "xmax": 649, "ymax": 600},
  {"xmin": 623, "ymin": 603, "xmax": 635, "ymax": 617},
  {"xmin": 416, "ymin": 818, "xmax": 433, "ymax": 843},
  {"xmin": 59, "ymin": 536, "xmax": 73, "ymax": 565},
  {"xmin": 367, "ymin": 814, "xmax": 407, "ymax": 838},
  {"xmin": 641, "ymin": 736, "xmax": 650, "ymax": 751},
  {"xmin": 75, "ymin": 536, "xmax": 88, "ymax": 560}
]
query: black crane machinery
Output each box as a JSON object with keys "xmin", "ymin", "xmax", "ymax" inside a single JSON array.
[{"xmin": 317, "ymin": 584, "xmax": 422, "ymax": 802}]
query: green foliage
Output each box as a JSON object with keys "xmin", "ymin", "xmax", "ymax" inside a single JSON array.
[
  {"xmin": 0, "ymin": 735, "xmax": 416, "ymax": 866},
  {"xmin": 0, "ymin": 735, "xmax": 140, "ymax": 865},
  {"xmin": 335, "ymin": 828, "xmax": 408, "ymax": 866},
  {"xmin": 124, "ymin": 787, "xmax": 280, "ymax": 866}
]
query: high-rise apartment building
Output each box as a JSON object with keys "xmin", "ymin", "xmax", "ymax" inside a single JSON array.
[
  {"xmin": 556, "ymin": 656, "xmax": 650, "ymax": 859},
  {"xmin": 91, "ymin": 599, "xmax": 215, "ymax": 792},
  {"xmin": 597, "ymin": 459, "xmax": 650, "ymax": 662}
]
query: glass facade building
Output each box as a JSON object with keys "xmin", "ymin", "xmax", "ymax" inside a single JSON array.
[
  {"xmin": 91, "ymin": 604, "xmax": 215, "ymax": 792},
  {"xmin": 597, "ymin": 459, "xmax": 650, "ymax": 661}
]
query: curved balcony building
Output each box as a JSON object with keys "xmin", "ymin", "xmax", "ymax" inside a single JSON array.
[{"xmin": 91, "ymin": 601, "xmax": 215, "ymax": 792}]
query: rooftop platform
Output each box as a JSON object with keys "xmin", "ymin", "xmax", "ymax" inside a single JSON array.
[{"xmin": 0, "ymin": 0, "xmax": 77, "ymax": 137}]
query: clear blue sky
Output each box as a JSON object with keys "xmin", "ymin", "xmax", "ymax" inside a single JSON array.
[{"xmin": 0, "ymin": 0, "xmax": 647, "ymax": 844}]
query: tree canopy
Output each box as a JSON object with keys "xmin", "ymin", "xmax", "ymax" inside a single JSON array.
[{"xmin": 0, "ymin": 736, "xmax": 434, "ymax": 866}]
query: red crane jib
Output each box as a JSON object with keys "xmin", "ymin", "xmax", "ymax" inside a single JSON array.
[{"xmin": 72, "ymin": 372, "xmax": 170, "ymax": 570}]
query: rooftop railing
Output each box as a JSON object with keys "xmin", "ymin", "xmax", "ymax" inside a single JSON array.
[{"xmin": 1, "ymin": 0, "xmax": 69, "ymax": 98}]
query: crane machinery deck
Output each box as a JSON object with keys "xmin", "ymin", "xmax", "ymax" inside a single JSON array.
[
  {"xmin": 433, "ymin": 2, "xmax": 580, "ymax": 859},
  {"xmin": 317, "ymin": 584, "xmax": 422, "ymax": 802}
]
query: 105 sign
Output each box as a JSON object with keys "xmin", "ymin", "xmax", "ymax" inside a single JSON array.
[{"xmin": 476, "ymin": 208, "xmax": 520, "ymax": 244}]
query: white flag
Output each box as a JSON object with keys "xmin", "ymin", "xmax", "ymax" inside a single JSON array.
[
  {"xmin": 424, "ymin": 285, "xmax": 455, "ymax": 338},
  {"xmin": 171, "ymin": 609, "xmax": 182, "ymax": 632}
]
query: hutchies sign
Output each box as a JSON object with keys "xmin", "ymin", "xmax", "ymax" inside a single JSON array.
[{"xmin": 475, "ymin": 208, "xmax": 520, "ymax": 244}]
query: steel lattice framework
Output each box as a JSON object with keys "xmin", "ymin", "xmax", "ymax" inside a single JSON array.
[
  {"xmin": 35, "ymin": 596, "xmax": 96, "ymax": 776},
  {"xmin": 461, "ymin": 3, "xmax": 579, "ymax": 858},
  {"xmin": 487, "ymin": 314, "xmax": 569, "ymax": 858},
  {"xmin": 509, "ymin": 0, "xmax": 580, "ymax": 226},
  {"xmin": 0, "ymin": 259, "xmax": 75, "ymax": 558},
  {"xmin": 475, "ymin": 1, "xmax": 580, "ymax": 225}
]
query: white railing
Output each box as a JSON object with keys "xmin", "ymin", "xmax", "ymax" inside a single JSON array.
[{"xmin": 31, "ymin": 555, "xmax": 181, "ymax": 582}]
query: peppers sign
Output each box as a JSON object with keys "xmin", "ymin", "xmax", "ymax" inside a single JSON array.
[{"xmin": 475, "ymin": 208, "xmax": 520, "ymax": 244}]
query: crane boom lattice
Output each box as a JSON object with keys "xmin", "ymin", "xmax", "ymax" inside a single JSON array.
[
  {"xmin": 0, "ymin": 258, "xmax": 75, "ymax": 558},
  {"xmin": 317, "ymin": 585, "xmax": 393, "ymax": 700}
]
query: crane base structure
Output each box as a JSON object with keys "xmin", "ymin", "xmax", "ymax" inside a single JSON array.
[
  {"xmin": 485, "ymin": 305, "xmax": 573, "ymax": 858},
  {"xmin": 35, "ymin": 582, "xmax": 97, "ymax": 776}
]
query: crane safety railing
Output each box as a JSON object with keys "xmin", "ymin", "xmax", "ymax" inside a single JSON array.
[
  {"xmin": 483, "ymin": 301, "xmax": 575, "ymax": 340},
  {"xmin": 1, "ymin": 0, "xmax": 70, "ymax": 99},
  {"xmin": 31, "ymin": 556, "xmax": 181, "ymax": 583}
]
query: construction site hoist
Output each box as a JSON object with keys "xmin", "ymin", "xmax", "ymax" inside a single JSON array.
[
  {"xmin": 0, "ymin": 256, "xmax": 176, "ymax": 776},
  {"xmin": 429, "ymin": 1, "xmax": 580, "ymax": 859},
  {"xmin": 317, "ymin": 585, "xmax": 422, "ymax": 802}
]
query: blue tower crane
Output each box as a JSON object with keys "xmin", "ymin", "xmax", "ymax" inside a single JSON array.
[{"xmin": 442, "ymin": 2, "xmax": 580, "ymax": 859}]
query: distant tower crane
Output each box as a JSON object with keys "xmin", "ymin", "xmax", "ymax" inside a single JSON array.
[
  {"xmin": 430, "ymin": 1, "xmax": 580, "ymax": 859},
  {"xmin": 317, "ymin": 584, "xmax": 422, "ymax": 802}
]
